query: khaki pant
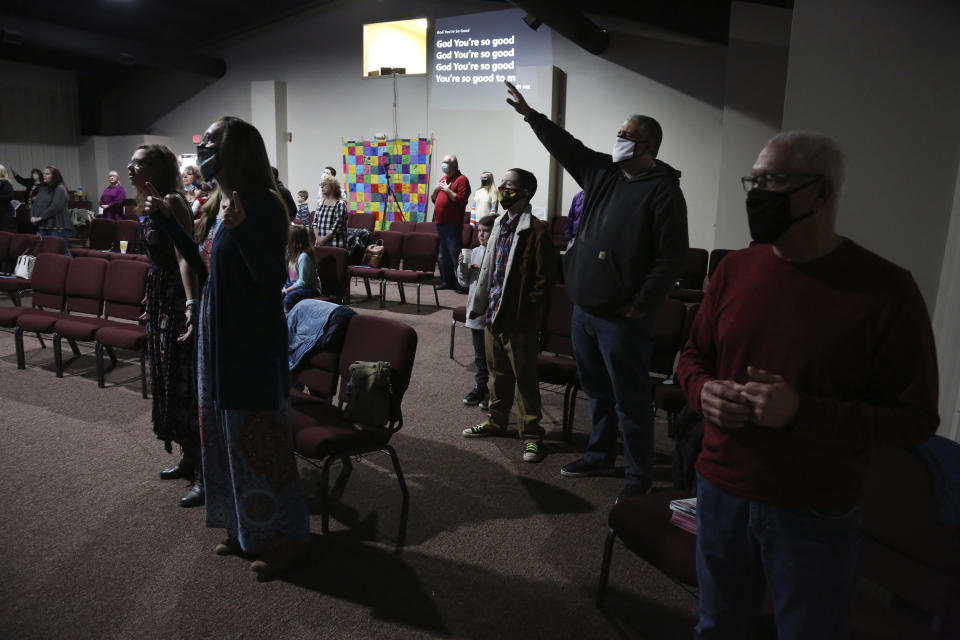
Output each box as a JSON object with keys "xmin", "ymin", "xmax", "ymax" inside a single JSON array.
[{"xmin": 485, "ymin": 325, "xmax": 544, "ymax": 443}]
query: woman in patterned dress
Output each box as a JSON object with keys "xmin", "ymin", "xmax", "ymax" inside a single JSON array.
[
  {"xmin": 192, "ymin": 116, "xmax": 309, "ymax": 577},
  {"xmin": 129, "ymin": 144, "xmax": 203, "ymax": 507}
]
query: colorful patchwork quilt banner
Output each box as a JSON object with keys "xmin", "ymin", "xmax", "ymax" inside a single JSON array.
[{"xmin": 342, "ymin": 138, "xmax": 434, "ymax": 225}]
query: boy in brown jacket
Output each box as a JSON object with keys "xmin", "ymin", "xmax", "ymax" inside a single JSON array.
[{"xmin": 462, "ymin": 168, "xmax": 555, "ymax": 462}]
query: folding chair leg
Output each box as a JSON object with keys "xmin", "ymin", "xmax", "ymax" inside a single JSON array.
[
  {"xmin": 36, "ymin": 332, "xmax": 46, "ymax": 349},
  {"xmin": 320, "ymin": 456, "xmax": 334, "ymax": 534},
  {"xmin": 379, "ymin": 279, "xmax": 386, "ymax": 308},
  {"xmin": 416, "ymin": 283, "xmax": 421, "ymax": 313},
  {"xmin": 397, "ymin": 282, "xmax": 406, "ymax": 304},
  {"xmin": 562, "ymin": 383, "xmax": 573, "ymax": 443},
  {"xmin": 68, "ymin": 338, "xmax": 81, "ymax": 359},
  {"xmin": 597, "ymin": 528, "xmax": 617, "ymax": 608},
  {"xmin": 54, "ymin": 334, "xmax": 64, "ymax": 378},
  {"xmin": 432, "ymin": 283, "xmax": 439, "ymax": 308},
  {"xmin": 384, "ymin": 445, "xmax": 410, "ymax": 547},
  {"xmin": 95, "ymin": 342, "xmax": 105, "ymax": 388},
  {"xmin": 362, "ymin": 277, "xmax": 372, "ymax": 300},
  {"xmin": 14, "ymin": 327, "xmax": 25, "ymax": 369},
  {"xmin": 140, "ymin": 350, "xmax": 148, "ymax": 399},
  {"xmin": 449, "ymin": 319, "xmax": 456, "ymax": 359}
]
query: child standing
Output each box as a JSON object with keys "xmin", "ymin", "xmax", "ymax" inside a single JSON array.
[
  {"xmin": 456, "ymin": 214, "xmax": 496, "ymax": 409},
  {"xmin": 295, "ymin": 190, "xmax": 311, "ymax": 226},
  {"xmin": 461, "ymin": 169, "xmax": 555, "ymax": 463},
  {"xmin": 282, "ymin": 225, "xmax": 320, "ymax": 312}
]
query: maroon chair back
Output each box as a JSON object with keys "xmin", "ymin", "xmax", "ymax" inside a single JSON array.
[
  {"xmin": 312, "ymin": 246, "xmax": 349, "ymax": 304},
  {"xmin": 336, "ymin": 314, "xmax": 418, "ymax": 410},
  {"xmin": 64, "ymin": 257, "xmax": 109, "ymax": 316},
  {"xmin": 414, "ymin": 221, "xmax": 436, "ymax": 234},
  {"xmin": 678, "ymin": 248, "xmax": 708, "ymax": 290},
  {"xmin": 371, "ymin": 229, "xmax": 405, "ymax": 269},
  {"xmin": 115, "ymin": 220, "xmax": 142, "ymax": 253},
  {"xmin": 400, "ymin": 232, "xmax": 440, "ymax": 273},
  {"xmin": 650, "ymin": 298, "xmax": 687, "ymax": 377},
  {"xmin": 88, "ymin": 218, "xmax": 118, "ymax": 251},
  {"xmin": 389, "ymin": 221, "xmax": 416, "ymax": 234},
  {"xmin": 542, "ymin": 284, "xmax": 574, "ymax": 355},
  {"xmin": 9, "ymin": 233, "xmax": 39, "ymax": 266},
  {"xmin": 708, "ymin": 248, "xmax": 732, "ymax": 279},
  {"xmin": 28, "ymin": 253, "xmax": 71, "ymax": 310},
  {"xmin": 36, "ymin": 235, "xmax": 69, "ymax": 255},
  {"xmin": 123, "ymin": 204, "xmax": 138, "ymax": 220},
  {"xmin": 347, "ymin": 213, "xmax": 377, "ymax": 232},
  {"xmin": 102, "ymin": 259, "xmax": 148, "ymax": 321}
]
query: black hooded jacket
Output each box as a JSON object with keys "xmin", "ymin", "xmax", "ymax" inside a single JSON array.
[{"xmin": 526, "ymin": 111, "xmax": 688, "ymax": 316}]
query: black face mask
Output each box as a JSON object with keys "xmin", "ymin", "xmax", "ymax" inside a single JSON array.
[
  {"xmin": 746, "ymin": 178, "xmax": 822, "ymax": 244},
  {"xmin": 197, "ymin": 145, "xmax": 221, "ymax": 182},
  {"xmin": 480, "ymin": 177, "xmax": 488, "ymax": 186}
]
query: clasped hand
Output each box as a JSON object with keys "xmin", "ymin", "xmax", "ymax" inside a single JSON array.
[{"xmin": 700, "ymin": 366, "xmax": 799, "ymax": 429}]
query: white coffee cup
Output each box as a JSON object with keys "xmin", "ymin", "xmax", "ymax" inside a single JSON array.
[
  {"xmin": 119, "ymin": 240, "xmax": 128, "ymax": 254},
  {"xmin": 461, "ymin": 248, "xmax": 472, "ymax": 264}
]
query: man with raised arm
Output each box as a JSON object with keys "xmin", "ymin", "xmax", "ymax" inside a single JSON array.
[{"xmin": 504, "ymin": 81, "xmax": 689, "ymax": 498}]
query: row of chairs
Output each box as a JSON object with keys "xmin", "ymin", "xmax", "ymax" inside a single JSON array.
[
  {"xmin": 290, "ymin": 312, "xmax": 418, "ymax": 545},
  {"xmin": 0, "ymin": 253, "xmax": 149, "ymax": 396},
  {"xmin": 0, "ymin": 232, "xmax": 70, "ymax": 283},
  {"xmin": 82, "ymin": 218, "xmax": 144, "ymax": 253},
  {"xmin": 348, "ymin": 231, "xmax": 442, "ymax": 312}
]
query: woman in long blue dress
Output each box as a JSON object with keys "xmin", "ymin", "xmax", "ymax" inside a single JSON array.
[{"xmin": 191, "ymin": 116, "xmax": 309, "ymax": 576}]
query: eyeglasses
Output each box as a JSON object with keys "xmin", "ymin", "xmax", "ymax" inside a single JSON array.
[{"xmin": 740, "ymin": 173, "xmax": 820, "ymax": 192}]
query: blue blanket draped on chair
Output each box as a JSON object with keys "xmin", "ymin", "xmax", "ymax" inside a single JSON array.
[{"xmin": 287, "ymin": 299, "xmax": 356, "ymax": 370}]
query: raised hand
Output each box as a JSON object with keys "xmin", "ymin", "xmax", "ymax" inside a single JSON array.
[
  {"xmin": 505, "ymin": 81, "xmax": 532, "ymax": 117},
  {"xmin": 740, "ymin": 366, "xmax": 799, "ymax": 428},
  {"xmin": 221, "ymin": 190, "xmax": 247, "ymax": 229}
]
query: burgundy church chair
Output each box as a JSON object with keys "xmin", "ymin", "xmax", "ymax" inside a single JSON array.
[
  {"xmin": 380, "ymin": 232, "xmax": 440, "ymax": 312},
  {"xmin": 94, "ymin": 258, "xmax": 149, "ymax": 398},
  {"xmin": 291, "ymin": 313, "xmax": 418, "ymax": 545}
]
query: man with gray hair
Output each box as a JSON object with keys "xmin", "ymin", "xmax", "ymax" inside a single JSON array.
[
  {"xmin": 505, "ymin": 81, "xmax": 689, "ymax": 499},
  {"xmin": 676, "ymin": 131, "xmax": 939, "ymax": 639},
  {"xmin": 99, "ymin": 169, "xmax": 126, "ymax": 220}
]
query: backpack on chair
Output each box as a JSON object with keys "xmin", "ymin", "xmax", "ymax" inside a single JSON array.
[{"xmin": 345, "ymin": 360, "xmax": 400, "ymax": 428}]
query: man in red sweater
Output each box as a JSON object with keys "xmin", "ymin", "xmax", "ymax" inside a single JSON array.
[
  {"xmin": 431, "ymin": 153, "xmax": 471, "ymax": 292},
  {"xmin": 677, "ymin": 131, "xmax": 939, "ymax": 639}
]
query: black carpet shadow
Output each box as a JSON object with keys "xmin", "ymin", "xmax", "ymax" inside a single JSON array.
[
  {"xmin": 275, "ymin": 537, "xmax": 693, "ymax": 639},
  {"xmin": 270, "ymin": 534, "xmax": 449, "ymax": 635},
  {"xmin": 297, "ymin": 435, "xmax": 596, "ymax": 547}
]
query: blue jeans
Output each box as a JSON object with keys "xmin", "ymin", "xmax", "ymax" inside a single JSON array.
[
  {"xmin": 571, "ymin": 304, "xmax": 655, "ymax": 487},
  {"xmin": 39, "ymin": 228, "xmax": 72, "ymax": 257},
  {"xmin": 436, "ymin": 222, "xmax": 462, "ymax": 288},
  {"xmin": 694, "ymin": 474, "xmax": 862, "ymax": 640}
]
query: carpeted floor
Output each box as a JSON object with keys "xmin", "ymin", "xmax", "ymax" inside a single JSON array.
[{"xmin": 0, "ymin": 282, "xmax": 698, "ymax": 640}]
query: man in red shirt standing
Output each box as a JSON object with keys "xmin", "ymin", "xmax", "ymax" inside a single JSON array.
[
  {"xmin": 431, "ymin": 154, "xmax": 471, "ymax": 292},
  {"xmin": 676, "ymin": 131, "xmax": 939, "ymax": 639}
]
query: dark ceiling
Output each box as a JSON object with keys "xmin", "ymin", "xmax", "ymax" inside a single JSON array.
[{"xmin": 1, "ymin": 0, "xmax": 792, "ymax": 134}]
